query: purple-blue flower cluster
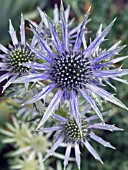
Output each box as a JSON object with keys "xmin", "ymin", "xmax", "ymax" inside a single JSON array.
[
  {"xmin": 0, "ymin": 1, "xmax": 128, "ymax": 169},
  {"xmin": 14, "ymin": 2, "xmax": 128, "ymax": 129}
]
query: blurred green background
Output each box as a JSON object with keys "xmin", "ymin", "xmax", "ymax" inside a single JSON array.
[{"xmin": 0, "ymin": 0, "xmax": 128, "ymax": 169}]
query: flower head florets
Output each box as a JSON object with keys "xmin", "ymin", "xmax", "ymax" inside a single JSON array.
[
  {"xmin": 63, "ymin": 117, "xmax": 89, "ymax": 143},
  {"xmin": 9, "ymin": 44, "xmax": 35, "ymax": 73},
  {"xmin": 50, "ymin": 51, "xmax": 92, "ymax": 91}
]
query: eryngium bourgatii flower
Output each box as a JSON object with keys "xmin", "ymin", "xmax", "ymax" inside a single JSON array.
[
  {"xmin": 0, "ymin": 116, "xmax": 51, "ymax": 170},
  {"xmin": 0, "ymin": 14, "xmax": 37, "ymax": 92},
  {"xmin": 15, "ymin": 2, "xmax": 128, "ymax": 130},
  {"xmin": 36, "ymin": 4, "xmax": 89, "ymax": 42},
  {"xmin": 41, "ymin": 112, "xmax": 123, "ymax": 170}
]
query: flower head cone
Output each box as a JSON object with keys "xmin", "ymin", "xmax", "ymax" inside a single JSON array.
[
  {"xmin": 0, "ymin": 14, "xmax": 37, "ymax": 92},
  {"xmin": 40, "ymin": 112, "xmax": 123, "ymax": 170},
  {"xmin": 15, "ymin": 2, "xmax": 128, "ymax": 130}
]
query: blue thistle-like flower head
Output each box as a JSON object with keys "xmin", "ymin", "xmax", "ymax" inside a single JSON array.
[
  {"xmin": 0, "ymin": 14, "xmax": 37, "ymax": 92},
  {"xmin": 30, "ymin": 4, "xmax": 89, "ymax": 43},
  {"xmin": 41, "ymin": 112, "xmax": 123, "ymax": 169},
  {"xmin": 15, "ymin": 2, "xmax": 128, "ymax": 130}
]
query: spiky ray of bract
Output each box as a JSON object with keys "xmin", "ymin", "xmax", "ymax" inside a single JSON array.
[
  {"xmin": 40, "ymin": 113, "xmax": 123, "ymax": 169},
  {"xmin": 0, "ymin": 14, "xmax": 37, "ymax": 92},
  {"xmin": 16, "ymin": 2, "xmax": 128, "ymax": 130},
  {"xmin": 35, "ymin": 3, "xmax": 90, "ymax": 42}
]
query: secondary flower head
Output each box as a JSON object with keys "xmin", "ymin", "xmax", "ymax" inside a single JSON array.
[
  {"xmin": 16, "ymin": 2, "xmax": 128, "ymax": 130},
  {"xmin": 37, "ymin": 4, "xmax": 89, "ymax": 42},
  {"xmin": 0, "ymin": 116, "xmax": 50, "ymax": 153},
  {"xmin": 41, "ymin": 112, "xmax": 123, "ymax": 170},
  {"xmin": 0, "ymin": 14, "xmax": 37, "ymax": 92},
  {"xmin": 0, "ymin": 116, "xmax": 52, "ymax": 170}
]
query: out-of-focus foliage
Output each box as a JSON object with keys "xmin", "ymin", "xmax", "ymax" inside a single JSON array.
[
  {"xmin": 0, "ymin": 0, "xmax": 128, "ymax": 170},
  {"xmin": 0, "ymin": 0, "xmax": 49, "ymax": 45}
]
